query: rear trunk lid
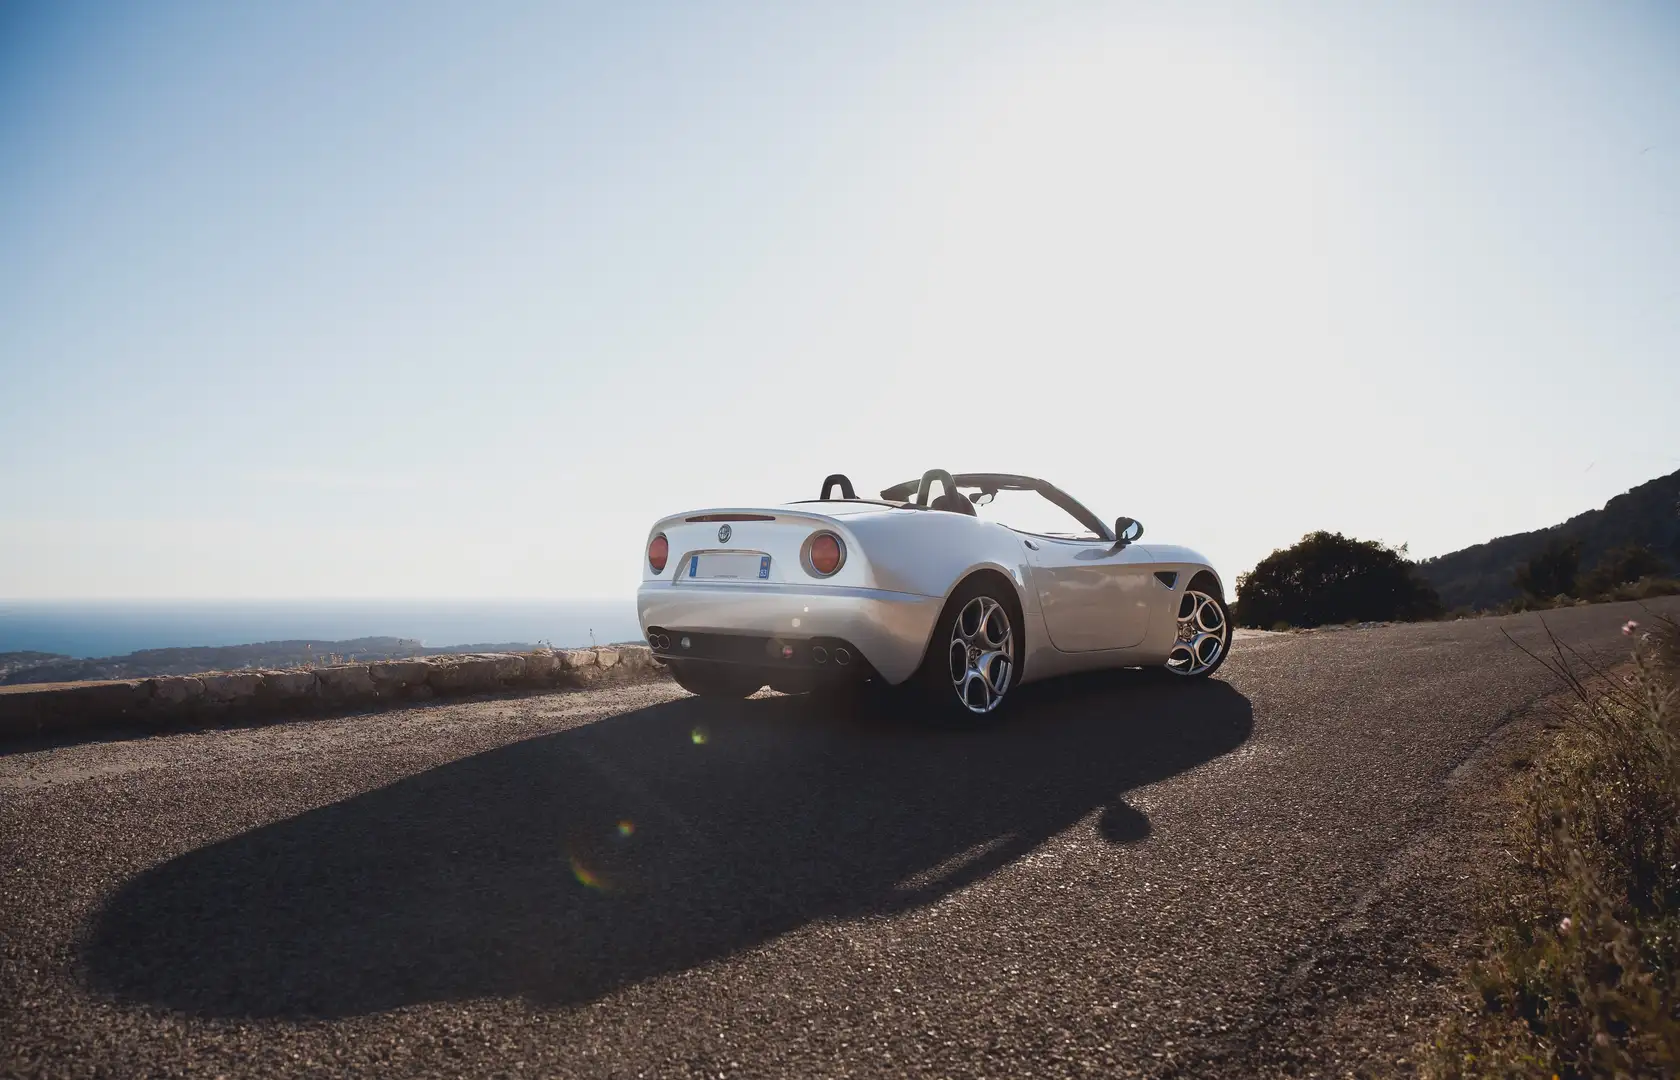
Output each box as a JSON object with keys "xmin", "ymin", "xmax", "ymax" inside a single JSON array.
[{"xmin": 644, "ymin": 505, "xmax": 882, "ymax": 588}]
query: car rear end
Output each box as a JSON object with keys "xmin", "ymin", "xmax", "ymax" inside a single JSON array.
[{"xmin": 637, "ymin": 504, "xmax": 943, "ymax": 688}]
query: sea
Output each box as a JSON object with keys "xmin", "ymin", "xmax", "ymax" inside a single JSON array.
[{"xmin": 0, "ymin": 600, "xmax": 644, "ymax": 659}]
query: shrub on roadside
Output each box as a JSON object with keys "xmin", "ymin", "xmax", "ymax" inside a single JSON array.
[
  {"xmin": 1426, "ymin": 611, "xmax": 1680, "ymax": 1079},
  {"xmin": 1234, "ymin": 531, "xmax": 1444, "ymax": 629}
]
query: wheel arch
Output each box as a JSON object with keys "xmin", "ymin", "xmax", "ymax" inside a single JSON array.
[
  {"xmin": 1186, "ymin": 568, "xmax": 1225, "ymax": 600},
  {"xmin": 949, "ymin": 566, "xmax": 1028, "ymax": 624},
  {"xmin": 925, "ymin": 564, "xmax": 1029, "ymax": 675}
]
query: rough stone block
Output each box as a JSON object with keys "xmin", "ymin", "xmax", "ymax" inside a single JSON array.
[
  {"xmin": 427, "ymin": 656, "xmax": 504, "ymax": 692},
  {"xmin": 523, "ymin": 651, "xmax": 560, "ymax": 681},
  {"xmin": 557, "ymin": 649, "xmax": 596, "ymax": 670},
  {"xmin": 595, "ymin": 648, "xmax": 620, "ymax": 669},
  {"xmin": 616, "ymin": 645, "xmax": 654, "ymax": 672},
  {"xmin": 259, "ymin": 670, "xmax": 318, "ymax": 701},
  {"xmin": 148, "ymin": 676, "xmax": 205, "ymax": 708},
  {"xmin": 314, "ymin": 664, "xmax": 375, "ymax": 698},
  {"xmin": 199, "ymin": 673, "xmax": 262, "ymax": 704},
  {"xmin": 368, "ymin": 660, "xmax": 431, "ymax": 694}
]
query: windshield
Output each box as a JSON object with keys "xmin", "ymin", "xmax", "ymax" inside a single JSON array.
[{"xmin": 963, "ymin": 486, "xmax": 1102, "ymax": 540}]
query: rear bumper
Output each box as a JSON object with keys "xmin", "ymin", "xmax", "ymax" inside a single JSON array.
[{"xmin": 636, "ymin": 581, "xmax": 944, "ymax": 685}]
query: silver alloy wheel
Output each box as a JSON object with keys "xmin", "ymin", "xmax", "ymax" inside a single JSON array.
[
  {"xmin": 947, "ymin": 595, "xmax": 1014, "ymax": 713},
  {"xmin": 1167, "ymin": 589, "xmax": 1228, "ymax": 676}
]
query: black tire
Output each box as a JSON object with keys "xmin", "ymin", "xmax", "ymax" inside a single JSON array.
[
  {"xmin": 907, "ymin": 575, "xmax": 1023, "ymax": 723},
  {"xmin": 670, "ymin": 664, "xmax": 765, "ymax": 698},
  {"xmin": 1164, "ymin": 580, "xmax": 1231, "ymax": 679}
]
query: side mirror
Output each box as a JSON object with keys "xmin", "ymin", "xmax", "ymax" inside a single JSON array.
[{"xmin": 1113, "ymin": 517, "xmax": 1144, "ymax": 547}]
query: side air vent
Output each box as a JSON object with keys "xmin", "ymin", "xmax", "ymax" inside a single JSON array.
[{"xmin": 1154, "ymin": 571, "xmax": 1179, "ymax": 589}]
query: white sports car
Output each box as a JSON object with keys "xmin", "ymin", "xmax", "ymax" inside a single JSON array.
[{"xmin": 637, "ymin": 470, "xmax": 1231, "ymax": 718}]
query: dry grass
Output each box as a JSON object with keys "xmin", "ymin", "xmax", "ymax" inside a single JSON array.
[{"xmin": 1424, "ymin": 608, "xmax": 1680, "ymax": 1078}]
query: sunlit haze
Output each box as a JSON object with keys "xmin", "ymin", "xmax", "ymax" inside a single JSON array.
[{"xmin": 3, "ymin": 1, "xmax": 1676, "ymax": 601}]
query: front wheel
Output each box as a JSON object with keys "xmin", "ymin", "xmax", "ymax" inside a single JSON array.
[
  {"xmin": 670, "ymin": 664, "xmax": 765, "ymax": 698},
  {"xmin": 1165, "ymin": 586, "xmax": 1231, "ymax": 678}
]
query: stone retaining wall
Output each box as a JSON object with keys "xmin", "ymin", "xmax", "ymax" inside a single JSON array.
[{"xmin": 0, "ymin": 647, "xmax": 667, "ymax": 742}]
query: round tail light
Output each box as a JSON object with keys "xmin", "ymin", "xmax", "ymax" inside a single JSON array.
[
  {"xmin": 648, "ymin": 534, "xmax": 669, "ymax": 574},
  {"xmin": 806, "ymin": 531, "xmax": 845, "ymax": 577}
]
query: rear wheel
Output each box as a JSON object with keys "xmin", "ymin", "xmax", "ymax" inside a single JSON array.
[
  {"xmin": 670, "ymin": 664, "xmax": 765, "ymax": 698},
  {"xmin": 909, "ymin": 576, "xmax": 1021, "ymax": 722}
]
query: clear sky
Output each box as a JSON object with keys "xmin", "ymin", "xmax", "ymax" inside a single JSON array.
[{"xmin": 2, "ymin": 0, "xmax": 1677, "ymax": 601}]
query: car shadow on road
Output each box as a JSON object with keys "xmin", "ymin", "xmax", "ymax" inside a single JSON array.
[{"xmin": 82, "ymin": 669, "xmax": 1252, "ymax": 1019}]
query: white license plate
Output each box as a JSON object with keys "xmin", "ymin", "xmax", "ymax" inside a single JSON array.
[{"xmin": 685, "ymin": 552, "xmax": 771, "ymax": 581}]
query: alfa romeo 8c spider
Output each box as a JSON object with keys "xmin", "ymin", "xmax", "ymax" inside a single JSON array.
[{"xmin": 637, "ymin": 470, "xmax": 1229, "ymax": 719}]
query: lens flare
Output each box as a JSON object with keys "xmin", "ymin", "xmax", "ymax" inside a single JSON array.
[
  {"xmin": 568, "ymin": 853, "xmax": 606, "ymax": 890},
  {"xmin": 691, "ymin": 727, "xmax": 708, "ymax": 745},
  {"xmin": 616, "ymin": 820, "xmax": 635, "ymax": 837}
]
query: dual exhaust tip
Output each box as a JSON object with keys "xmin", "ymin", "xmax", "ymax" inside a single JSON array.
[{"xmin": 648, "ymin": 632, "xmax": 672, "ymax": 650}]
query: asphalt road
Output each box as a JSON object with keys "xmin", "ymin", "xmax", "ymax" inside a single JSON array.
[{"xmin": 4, "ymin": 598, "xmax": 1675, "ymax": 1079}]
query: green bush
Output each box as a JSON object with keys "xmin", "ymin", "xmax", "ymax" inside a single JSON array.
[
  {"xmin": 1427, "ymin": 612, "xmax": 1680, "ymax": 1078},
  {"xmin": 1234, "ymin": 531, "xmax": 1444, "ymax": 628}
]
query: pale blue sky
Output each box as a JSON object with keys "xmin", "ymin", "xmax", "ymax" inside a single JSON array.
[{"xmin": 2, "ymin": 0, "xmax": 1676, "ymax": 600}]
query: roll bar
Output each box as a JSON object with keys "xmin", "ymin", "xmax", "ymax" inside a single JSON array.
[
  {"xmin": 819, "ymin": 474, "xmax": 857, "ymax": 500},
  {"xmin": 913, "ymin": 469, "xmax": 957, "ymax": 508}
]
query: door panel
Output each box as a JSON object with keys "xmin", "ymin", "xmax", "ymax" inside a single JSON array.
[{"xmin": 1025, "ymin": 540, "xmax": 1157, "ymax": 651}]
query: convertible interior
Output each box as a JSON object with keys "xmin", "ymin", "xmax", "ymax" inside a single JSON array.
[{"xmin": 805, "ymin": 470, "xmax": 1114, "ymax": 541}]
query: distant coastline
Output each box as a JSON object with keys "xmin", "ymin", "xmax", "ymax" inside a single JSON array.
[
  {"xmin": 0, "ymin": 599, "xmax": 642, "ymax": 660},
  {"xmin": 0, "ymin": 635, "xmax": 633, "ymax": 686}
]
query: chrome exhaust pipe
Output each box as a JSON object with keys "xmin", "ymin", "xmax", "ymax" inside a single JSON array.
[
  {"xmin": 811, "ymin": 646, "xmax": 828, "ymax": 664},
  {"xmin": 834, "ymin": 648, "xmax": 851, "ymax": 666}
]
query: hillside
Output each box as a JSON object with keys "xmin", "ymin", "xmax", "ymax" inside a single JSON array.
[
  {"xmin": 0, "ymin": 637, "xmax": 541, "ymax": 686},
  {"xmin": 0, "ymin": 652, "xmax": 72, "ymax": 680},
  {"xmin": 1417, "ymin": 467, "xmax": 1680, "ymax": 610}
]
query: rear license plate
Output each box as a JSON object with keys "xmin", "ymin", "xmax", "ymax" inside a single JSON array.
[{"xmin": 686, "ymin": 552, "xmax": 771, "ymax": 580}]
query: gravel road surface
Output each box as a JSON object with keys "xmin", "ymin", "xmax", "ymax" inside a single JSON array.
[{"xmin": 4, "ymin": 598, "xmax": 1675, "ymax": 1079}]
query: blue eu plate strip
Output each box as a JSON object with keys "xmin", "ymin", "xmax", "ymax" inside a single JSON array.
[
  {"xmin": 688, "ymin": 555, "xmax": 698, "ymax": 578},
  {"xmin": 759, "ymin": 555, "xmax": 771, "ymax": 579}
]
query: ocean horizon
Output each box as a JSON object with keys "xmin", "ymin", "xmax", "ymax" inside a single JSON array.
[{"xmin": 0, "ymin": 599, "xmax": 644, "ymax": 659}]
